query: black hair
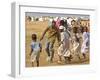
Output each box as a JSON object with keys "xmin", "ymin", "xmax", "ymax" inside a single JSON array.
[
  {"xmin": 84, "ymin": 27, "xmax": 88, "ymax": 32},
  {"xmin": 52, "ymin": 20, "xmax": 56, "ymax": 24},
  {"xmin": 73, "ymin": 27, "xmax": 78, "ymax": 33},
  {"xmin": 60, "ymin": 20, "xmax": 64, "ymax": 26},
  {"xmin": 32, "ymin": 34, "xmax": 37, "ymax": 41}
]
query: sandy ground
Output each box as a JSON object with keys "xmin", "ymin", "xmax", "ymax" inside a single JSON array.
[{"xmin": 25, "ymin": 21, "xmax": 89, "ymax": 67}]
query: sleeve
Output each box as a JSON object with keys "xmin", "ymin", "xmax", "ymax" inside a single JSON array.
[
  {"xmin": 83, "ymin": 33, "xmax": 88, "ymax": 43},
  {"xmin": 30, "ymin": 42, "xmax": 34, "ymax": 49}
]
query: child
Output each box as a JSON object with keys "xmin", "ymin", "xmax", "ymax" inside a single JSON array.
[
  {"xmin": 40, "ymin": 20, "xmax": 58, "ymax": 63},
  {"xmin": 29, "ymin": 34, "xmax": 42, "ymax": 67},
  {"xmin": 57, "ymin": 25, "xmax": 72, "ymax": 63},
  {"xmin": 71, "ymin": 34, "xmax": 81, "ymax": 60},
  {"xmin": 81, "ymin": 27, "xmax": 89, "ymax": 59}
]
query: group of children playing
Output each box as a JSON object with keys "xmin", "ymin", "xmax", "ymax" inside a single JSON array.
[{"xmin": 29, "ymin": 17, "xmax": 90, "ymax": 67}]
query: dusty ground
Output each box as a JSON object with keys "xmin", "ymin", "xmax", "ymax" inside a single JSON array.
[{"xmin": 25, "ymin": 21, "xmax": 89, "ymax": 67}]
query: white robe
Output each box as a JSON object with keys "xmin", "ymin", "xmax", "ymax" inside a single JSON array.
[
  {"xmin": 81, "ymin": 32, "xmax": 89, "ymax": 54},
  {"xmin": 58, "ymin": 31, "xmax": 71, "ymax": 57}
]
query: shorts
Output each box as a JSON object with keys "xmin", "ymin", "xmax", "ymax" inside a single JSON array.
[{"xmin": 31, "ymin": 51, "xmax": 40, "ymax": 62}]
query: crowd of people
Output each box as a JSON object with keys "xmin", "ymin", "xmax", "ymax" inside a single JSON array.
[{"xmin": 29, "ymin": 17, "xmax": 90, "ymax": 67}]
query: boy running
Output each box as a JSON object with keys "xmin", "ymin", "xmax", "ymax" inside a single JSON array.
[
  {"xmin": 29, "ymin": 34, "xmax": 42, "ymax": 67},
  {"xmin": 57, "ymin": 25, "xmax": 72, "ymax": 63},
  {"xmin": 81, "ymin": 27, "xmax": 89, "ymax": 59},
  {"xmin": 40, "ymin": 20, "xmax": 58, "ymax": 63}
]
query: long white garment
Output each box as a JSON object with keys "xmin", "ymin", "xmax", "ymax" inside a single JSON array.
[
  {"xmin": 70, "ymin": 33, "xmax": 81, "ymax": 54},
  {"xmin": 71, "ymin": 41, "xmax": 79, "ymax": 54},
  {"xmin": 81, "ymin": 32, "xmax": 89, "ymax": 54},
  {"xmin": 58, "ymin": 31, "xmax": 70, "ymax": 57}
]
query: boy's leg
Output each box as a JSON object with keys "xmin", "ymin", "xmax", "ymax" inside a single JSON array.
[
  {"xmin": 49, "ymin": 41, "xmax": 55, "ymax": 62},
  {"xmin": 58, "ymin": 55, "xmax": 62, "ymax": 61},
  {"xmin": 31, "ymin": 53, "xmax": 35, "ymax": 67},
  {"xmin": 45, "ymin": 41, "xmax": 52, "ymax": 62},
  {"xmin": 36, "ymin": 60, "xmax": 39, "ymax": 67},
  {"xmin": 36, "ymin": 52, "xmax": 40, "ymax": 67},
  {"xmin": 50, "ymin": 50, "xmax": 54, "ymax": 62},
  {"xmin": 81, "ymin": 45, "xmax": 86, "ymax": 59},
  {"xmin": 45, "ymin": 42, "xmax": 50, "ymax": 57},
  {"xmin": 76, "ymin": 49, "xmax": 81, "ymax": 60}
]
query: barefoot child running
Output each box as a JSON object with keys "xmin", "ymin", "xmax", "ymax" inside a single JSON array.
[
  {"xmin": 57, "ymin": 25, "xmax": 72, "ymax": 64},
  {"xmin": 40, "ymin": 20, "xmax": 58, "ymax": 63},
  {"xmin": 81, "ymin": 27, "xmax": 89, "ymax": 59},
  {"xmin": 71, "ymin": 34, "xmax": 81, "ymax": 60},
  {"xmin": 29, "ymin": 34, "xmax": 42, "ymax": 67}
]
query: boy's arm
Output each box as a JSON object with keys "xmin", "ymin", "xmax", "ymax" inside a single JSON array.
[
  {"xmin": 29, "ymin": 48, "xmax": 33, "ymax": 56},
  {"xmin": 39, "ymin": 43, "xmax": 42, "ymax": 52},
  {"xmin": 40, "ymin": 27, "xmax": 49, "ymax": 41}
]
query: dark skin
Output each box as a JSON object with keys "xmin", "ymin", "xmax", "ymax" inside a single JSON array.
[
  {"xmin": 40, "ymin": 21, "xmax": 59, "ymax": 41},
  {"xmin": 29, "ymin": 35, "xmax": 36, "ymax": 56},
  {"xmin": 30, "ymin": 34, "xmax": 42, "ymax": 67},
  {"xmin": 40, "ymin": 27, "xmax": 49, "ymax": 41},
  {"xmin": 82, "ymin": 27, "xmax": 88, "ymax": 59},
  {"xmin": 40, "ymin": 21, "xmax": 59, "ymax": 63}
]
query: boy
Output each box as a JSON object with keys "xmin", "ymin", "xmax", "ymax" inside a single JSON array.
[
  {"xmin": 71, "ymin": 34, "xmax": 81, "ymax": 60},
  {"xmin": 29, "ymin": 34, "xmax": 42, "ymax": 67},
  {"xmin": 57, "ymin": 25, "xmax": 72, "ymax": 63},
  {"xmin": 81, "ymin": 27, "xmax": 89, "ymax": 59},
  {"xmin": 40, "ymin": 20, "xmax": 58, "ymax": 63}
]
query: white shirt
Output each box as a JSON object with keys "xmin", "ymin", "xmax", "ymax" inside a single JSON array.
[
  {"xmin": 60, "ymin": 31, "xmax": 69, "ymax": 50},
  {"xmin": 31, "ymin": 41, "xmax": 41, "ymax": 51},
  {"xmin": 61, "ymin": 32, "xmax": 69, "ymax": 42},
  {"xmin": 83, "ymin": 32, "xmax": 89, "ymax": 42}
]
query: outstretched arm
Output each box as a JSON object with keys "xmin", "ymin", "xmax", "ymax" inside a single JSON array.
[
  {"xmin": 40, "ymin": 27, "xmax": 49, "ymax": 41},
  {"xmin": 29, "ymin": 48, "xmax": 33, "ymax": 56},
  {"xmin": 39, "ymin": 43, "xmax": 42, "ymax": 52}
]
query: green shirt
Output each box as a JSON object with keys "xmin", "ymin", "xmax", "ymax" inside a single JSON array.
[{"xmin": 47, "ymin": 26, "xmax": 57, "ymax": 43}]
